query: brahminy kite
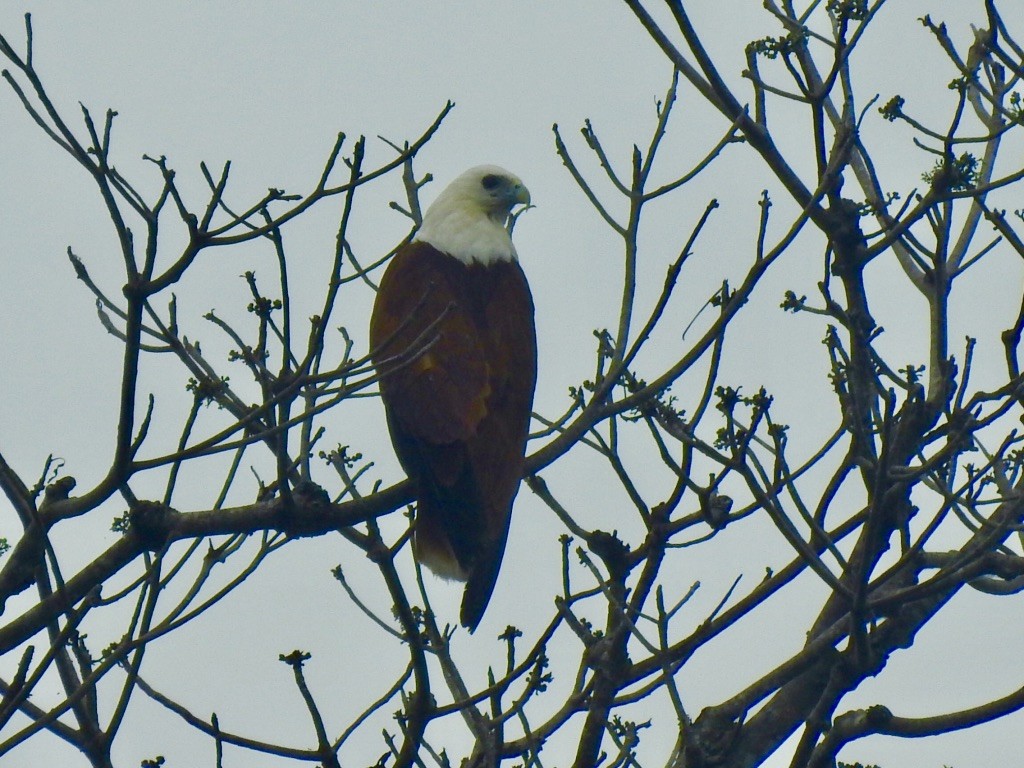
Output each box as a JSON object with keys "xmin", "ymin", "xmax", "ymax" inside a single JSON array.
[{"xmin": 370, "ymin": 165, "xmax": 537, "ymax": 631}]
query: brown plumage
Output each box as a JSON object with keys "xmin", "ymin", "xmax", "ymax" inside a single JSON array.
[{"xmin": 370, "ymin": 166, "xmax": 536, "ymax": 630}]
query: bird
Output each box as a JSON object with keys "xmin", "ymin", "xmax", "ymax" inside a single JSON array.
[{"xmin": 370, "ymin": 165, "xmax": 537, "ymax": 631}]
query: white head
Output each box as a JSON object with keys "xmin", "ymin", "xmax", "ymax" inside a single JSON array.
[{"xmin": 414, "ymin": 165, "xmax": 531, "ymax": 265}]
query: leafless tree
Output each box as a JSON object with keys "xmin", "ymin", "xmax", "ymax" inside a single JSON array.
[{"xmin": 2, "ymin": 2, "xmax": 1024, "ymax": 767}]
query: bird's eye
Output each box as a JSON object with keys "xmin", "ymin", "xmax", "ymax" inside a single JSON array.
[{"xmin": 481, "ymin": 174, "xmax": 503, "ymax": 191}]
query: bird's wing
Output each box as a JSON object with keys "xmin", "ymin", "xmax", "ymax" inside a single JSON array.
[
  {"xmin": 369, "ymin": 242, "xmax": 491, "ymax": 453},
  {"xmin": 460, "ymin": 259, "xmax": 537, "ymax": 630}
]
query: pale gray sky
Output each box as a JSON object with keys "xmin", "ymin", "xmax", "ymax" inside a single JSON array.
[{"xmin": 1, "ymin": 3, "xmax": 1021, "ymax": 767}]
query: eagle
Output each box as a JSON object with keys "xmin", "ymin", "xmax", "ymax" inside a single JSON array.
[{"xmin": 370, "ymin": 165, "xmax": 537, "ymax": 631}]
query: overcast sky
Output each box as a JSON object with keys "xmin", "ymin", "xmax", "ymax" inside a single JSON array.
[{"xmin": 1, "ymin": 3, "xmax": 1020, "ymax": 767}]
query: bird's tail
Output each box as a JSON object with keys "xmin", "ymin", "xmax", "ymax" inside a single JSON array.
[
  {"xmin": 414, "ymin": 480, "xmax": 510, "ymax": 632},
  {"xmin": 413, "ymin": 494, "xmax": 471, "ymax": 582},
  {"xmin": 460, "ymin": 519, "xmax": 511, "ymax": 632}
]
